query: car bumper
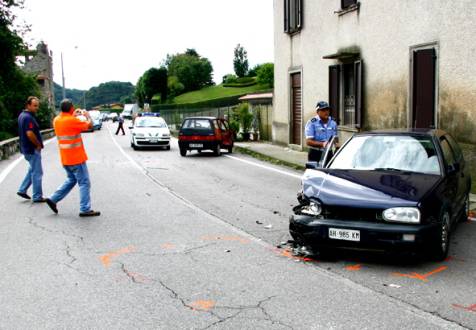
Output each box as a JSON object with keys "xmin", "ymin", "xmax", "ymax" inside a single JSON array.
[
  {"xmin": 179, "ymin": 141, "xmax": 219, "ymax": 150},
  {"xmin": 289, "ymin": 215, "xmax": 439, "ymax": 252},
  {"xmin": 133, "ymin": 137, "xmax": 170, "ymax": 146}
]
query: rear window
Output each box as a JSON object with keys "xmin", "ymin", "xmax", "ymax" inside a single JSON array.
[{"xmin": 182, "ymin": 119, "xmax": 212, "ymax": 130}]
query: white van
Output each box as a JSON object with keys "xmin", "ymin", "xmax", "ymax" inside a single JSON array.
[{"xmin": 121, "ymin": 104, "xmax": 139, "ymax": 120}]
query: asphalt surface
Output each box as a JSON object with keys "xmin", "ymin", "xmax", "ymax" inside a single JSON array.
[{"xmin": 0, "ymin": 120, "xmax": 474, "ymax": 329}]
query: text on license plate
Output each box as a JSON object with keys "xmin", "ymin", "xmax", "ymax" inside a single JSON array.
[
  {"xmin": 328, "ymin": 228, "xmax": 360, "ymax": 241},
  {"xmin": 189, "ymin": 143, "xmax": 203, "ymax": 148}
]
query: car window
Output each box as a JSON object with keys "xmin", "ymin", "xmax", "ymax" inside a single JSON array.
[
  {"xmin": 440, "ymin": 138, "xmax": 456, "ymax": 167},
  {"xmin": 329, "ymin": 135, "xmax": 441, "ymax": 174},
  {"xmin": 445, "ymin": 134, "xmax": 463, "ymax": 162},
  {"xmin": 135, "ymin": 117, "xmax": 167, "ymax": 128},
  {"xmin": 218, "ymin": 120, "xmax": 226, "ymax": 131},
  {"xmin": 182, "ymin": 119, "xmax": 212, "ymax": 130}
]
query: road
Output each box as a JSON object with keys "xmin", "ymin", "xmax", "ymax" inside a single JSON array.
[{"xmin": 0, "ymin": 121, "xmax": 474, "ymax": 329}]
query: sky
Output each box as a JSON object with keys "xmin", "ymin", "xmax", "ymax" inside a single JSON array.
[{"xmin": 17, "ymin": 0, "xmax": 274, "ymax": 91}]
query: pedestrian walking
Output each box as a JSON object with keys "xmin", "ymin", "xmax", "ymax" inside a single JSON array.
[
  {"xmin": 45, "ymin": 99, "xmax": 100, "ymax": 217},
  {"xmin": 115, "ymin": 115, "xmax": 125, "ymax": 135},
  {"xmin": 17, "ymin": 96, "xmax": 46, "ymax": 202},
  {"xmin": 304, "ymin": 101, "xmax": 338, "ymax": 162}
]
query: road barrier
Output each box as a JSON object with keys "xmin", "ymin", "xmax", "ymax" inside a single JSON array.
[{"xmin": 0, "ymin": 129, "xmax": 55, "ymax": 160}]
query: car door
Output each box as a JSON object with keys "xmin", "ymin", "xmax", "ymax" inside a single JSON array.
[
  {"xmin": 439, "ymin": 136, "xmax": 462, "ymax": 220},
  {"xmin": 219, "ymin": 119, "xmax": 232, "ymax": 146},
  {"xmin": 444, "ymin": 134, "xmax": 469, "ymax": 210},
  {"xmin": 320, "ymin": 135, "xmax": 338, "ymax": 167}
]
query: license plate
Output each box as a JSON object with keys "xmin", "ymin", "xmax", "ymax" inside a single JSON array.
[
  {"xmin": 189, "ymin": 143, "xmax": 203, "ymax": 148},
  {"xmin": 328, "ymin": 228, "xmax": 360, "ymax": 241},
  {"xmin": 149, "ymin": 139, "xmax": 158, "ymax": 143}
]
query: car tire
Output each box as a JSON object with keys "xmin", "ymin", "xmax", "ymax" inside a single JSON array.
[
  {"xmin": 429, "ymin": 210, "xmax": 451, "ymax": 261},
  {"xmin": 166, "ymin": 145, "xmax": 171, "ymax": 151},
  {"xmin": 228, "ymin": 143, "xmax": 233, "ymax": 154},
  {"xmin": 180, "ymin": 148, "xmax": 187, "ymax": 157},
  {"xmin": 214, "ymin": 144, "xmax": 221, "ymax": 156},
  {"xmin": 459, "ymin": 193, "xmax": 470, "ymax": 223}
]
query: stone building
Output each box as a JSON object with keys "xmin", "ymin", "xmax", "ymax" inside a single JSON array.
[
  {"xmin": 22, "ymin": 42, "xmax": 55, "ymax": 109},
  {"xmin": 273, "ymin": 0, "xmax": 476, "ymax": 147}
]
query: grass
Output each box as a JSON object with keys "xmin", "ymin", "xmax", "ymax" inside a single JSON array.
[
  {"xmin": 170, "ymin": 83, "xmax": 270, "ymax": 105},
  {"xmin": 234, "ymin": 145, "xmax": 305, "ymax": 172}
]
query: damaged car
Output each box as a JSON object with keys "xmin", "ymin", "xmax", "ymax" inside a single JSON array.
[{"xmin": 290, "ymin": 129, "xmax": 471, "ymax": 260}]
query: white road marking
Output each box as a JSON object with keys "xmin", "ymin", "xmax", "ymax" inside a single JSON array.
[
  {"xmin": 0, "ymin": 138, "xmax": 56, "ymax": 186},
  {"xmin": 224, "ymin": 154, "xmax": 302, "ymax": 179}
]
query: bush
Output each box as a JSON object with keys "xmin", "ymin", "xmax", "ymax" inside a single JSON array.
[
  {"xmin": 223, "ymin": 74, "xmax": 238, "ymax": 84},
  {"xmin": 257, "ymin": 63, "xmax": 274, "ymax": 88},
  {"xmin": 237, "ymin": 103, "xmax": 253, "ymax": 133}
]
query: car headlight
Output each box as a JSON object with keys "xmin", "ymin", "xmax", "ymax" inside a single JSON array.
[
  {"xmin": 301, "ymin": 201, "xmax": 322, "ymax": 216},
  {"xmin": 382, "ymin": 207, "xmax": 420, "ymax": 223}
]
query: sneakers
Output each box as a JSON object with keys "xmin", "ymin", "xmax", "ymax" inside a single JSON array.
[
  {"xmin": 17, "ymin": 192, "xmax": 31, "ymax": 200},
  {"xmin": 45, "ymin": 198, "xmax": 58, "ymax": 214},
  {"xmin": 79, "ymin": 210, "xmax": 101, "ymax": 217},
  {"xmin": 33, "ymin": 198, "xmax": 47, "ymax": 203}
]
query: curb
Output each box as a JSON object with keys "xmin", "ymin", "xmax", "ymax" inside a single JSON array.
[{"xmin": 234, "ymin": 145, "xmax": 305, "ymax": 171}]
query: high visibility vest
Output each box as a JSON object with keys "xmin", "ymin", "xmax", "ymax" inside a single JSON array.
[{"xmin": 53, "ymin": 113, "xmax": 89, "ymax": 165}]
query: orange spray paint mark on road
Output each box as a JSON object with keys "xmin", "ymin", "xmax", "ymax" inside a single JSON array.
[
  {"xmin": 452, "ymin": 304, "xmax": 476, "ymax": 313},
  {"xmin": 392, "ymin": 266, "xmax": 447, "ymax": 282},
  {"xmin": 100, "ymin": 245, "xmax": 135, "ymax": 267},
  {"xmin": 201, "ymin": 235, "xmax": 250, "ymax": 244},
  {"xmin": 346, "ymin": 264, "xmax": 362, "ymax": 271},
  {"xmin": 160, "ymin": 243, "xmax": 176, "ymax": 250},
  {"xmin": 190, "ymin": 300, "xmax": 215, "ymax": 311},
  {"xmin": 278, "ymin": 248, "xmax": 317, "ymax": 263}
]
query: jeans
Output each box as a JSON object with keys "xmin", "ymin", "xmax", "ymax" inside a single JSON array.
[
  {"xmin": 18, "ymin": 150, "xmax": 43, "ymax": 201},
  {"xmin": 50, "ymin": 162, "xmax": 91, "ymax": 212}
]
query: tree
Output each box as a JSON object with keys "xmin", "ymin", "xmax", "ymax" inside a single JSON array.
[
  {"xmin": 233, "ymin": 44, "xmax": 249, "ymax": 78},
  {"xmin": 256, "ymin": 63, "xmax": 274, "ymax": 88},
  {"xmin": 85, "ymin": 81, "xmax": 134, "ymax": 108},
  {"xmin": 166, "ymin": 49, "xmax": 214, "ymax": 93}
]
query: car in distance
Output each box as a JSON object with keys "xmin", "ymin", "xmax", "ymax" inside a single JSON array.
[
  {"xmin": 88, "ymin": 110, "xmax": 102, "ymax": 130},
  {"xmin": 290, "ymin": 129, "xmax": 471, "ymax": 261},
  {"xmin": 130, "ymin": 115, "xmax": 170, "ymax": 150},
  {"xmin": 107, "ymin": 113, "xmax": 118, "ymax": 122},
  {"xmin": 178, "ymin": 117, "xmax": 234, "ymax": 157}
]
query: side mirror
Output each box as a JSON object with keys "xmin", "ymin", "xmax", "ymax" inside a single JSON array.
[{"xmin": 306, "ymin": 161, "xmax": 319, "ymax": 169}]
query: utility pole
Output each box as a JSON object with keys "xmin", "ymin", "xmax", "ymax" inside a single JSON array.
[{"xmin": 61, "ymin": 52, "xmax": 66, "ymax": 99}]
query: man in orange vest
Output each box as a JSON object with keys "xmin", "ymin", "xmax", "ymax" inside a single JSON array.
[{"xmin": 45, "ymin": 99, "xmax": 100, "ymax": 217}]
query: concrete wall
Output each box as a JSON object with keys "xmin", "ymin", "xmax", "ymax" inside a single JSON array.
[
  {"xmin": 273, "ymin": 0, "xmax": 476, "ymax": 145},
  {"xmin": 0, "ymin": 129, "xmax": 55, "ymax": 160}
]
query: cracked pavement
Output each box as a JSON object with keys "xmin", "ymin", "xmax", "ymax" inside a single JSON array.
[{"xmin": 0, "ymin": 124, "xmax": 473, "ymax": 329}]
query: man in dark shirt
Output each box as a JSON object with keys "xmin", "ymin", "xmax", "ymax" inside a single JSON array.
[{"xmin": 17, "ymin": 96, "xmax": 45, "ymax": 202}]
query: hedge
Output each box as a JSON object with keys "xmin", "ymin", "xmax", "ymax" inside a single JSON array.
[{"xmin": 223, "ymin": 81, "xmax": 257, "ymax": 88}]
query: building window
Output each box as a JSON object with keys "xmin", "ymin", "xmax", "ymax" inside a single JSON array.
[
  {"xmin": 284, "ymin": 0, "xmax": 303, "ymax": 34},
  {"xmin": 37, "ymin": 79, "xmax": 45, "ymax": 87},
  {"xmin": 328, "ymin": 60, "xmax": 363, "ymax": 128},
  {"xmin": 341, "ymin": 0, "xmax": 357, "ymax": 9}
]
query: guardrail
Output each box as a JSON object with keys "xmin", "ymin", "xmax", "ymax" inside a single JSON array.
[{"xmin": 0, "ymin": 129, "xmax": 55, "ymax": 160}]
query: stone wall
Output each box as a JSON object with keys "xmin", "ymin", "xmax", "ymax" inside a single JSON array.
[{"xmin": 0, "ymin": 129, "xmax": 55, "ymax": 160}]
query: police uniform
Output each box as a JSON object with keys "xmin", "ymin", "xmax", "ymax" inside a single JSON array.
[{"xmin": 305, "ymin": 115, "xmax": 338, "ymax": 162}]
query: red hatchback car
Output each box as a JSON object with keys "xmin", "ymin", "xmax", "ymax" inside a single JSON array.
[{"xmin": 178, "ymin": 117, "xmax": 234, "ymax": 156}]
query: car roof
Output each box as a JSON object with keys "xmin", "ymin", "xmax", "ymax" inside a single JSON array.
[
  {"xmin": 183, "ymin": 116, "xmax": 223, "ymax": 120},
  {"xmin": 355, "ymin": 128, "xmax": 447, "ymax": 138}
]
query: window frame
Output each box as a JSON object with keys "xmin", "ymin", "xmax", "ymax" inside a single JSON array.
[
  {"xmin": 341, "ymin": 0, "xmax": 357, "ymax": 9},
  {"xmin": 284, "ymin": 0, "xmax": 303, "ymax": 34}
]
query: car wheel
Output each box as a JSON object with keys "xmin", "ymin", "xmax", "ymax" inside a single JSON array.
[
  {"xmin": 228, "ymin": 143, "xmax": 233, "ymax": 154},
  {"xmin": 214, "ymin": 144, "xmax": 221, "ymax": 156},
  {"xmin": 459, "ymin": 193, "xmax": 470, "ymax": 223},
  {"xmin": 166, "ymin": 145, "xmax": 171, "ymax": 150},
  {"xmin": 429, "ymin": 210, "xmax": 451, "ymax": 261},
  {"xmin": 180, "ymin": 148, "xmax": 187, "ymax": 157}
]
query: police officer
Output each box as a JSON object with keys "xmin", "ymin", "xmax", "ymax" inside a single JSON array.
[{"xmin": 304, "ymin": 101, "xmax": 338, "ymax": 162}]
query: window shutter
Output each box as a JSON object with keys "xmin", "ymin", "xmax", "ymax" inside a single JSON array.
[
  {"xmin": 342, "ymin": 0, "xmax": 357, "ymax": 9},
  {"xmin": 284, "ymin": 0, "xmax": 289, "ymax": 32},
  {"xmin": 297, "ymin": 0, "xmax": 303, "ymax": 29},
  {"xmin": 354, "ymin": 60, "xmax": 363, "ymax": 129},
  {"xmin": 328, "ymin": 65, "xmax": 340, "ymax": 124}
]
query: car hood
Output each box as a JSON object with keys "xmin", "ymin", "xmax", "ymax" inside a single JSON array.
[
  {"xmin": 133, "ymin": 127, "xmax": 170, "ymax": 136},
  {"xmin": 302, "ymin": 169, "xmax": 441, "ymax": 208}
]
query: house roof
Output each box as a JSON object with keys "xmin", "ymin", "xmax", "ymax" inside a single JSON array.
[{"xmin": 239, "ymin": 92, "xmax": 273, "ymax": 104}]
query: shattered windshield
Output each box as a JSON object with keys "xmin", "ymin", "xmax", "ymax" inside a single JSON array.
[{"xmin": 328, "ymin": 135, "xmax": 441, "ymax": 174}]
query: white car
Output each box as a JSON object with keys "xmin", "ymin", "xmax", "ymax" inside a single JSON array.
[{"xmin": 130, "ymin": 116, "xmax": 171, "ymax": 150}]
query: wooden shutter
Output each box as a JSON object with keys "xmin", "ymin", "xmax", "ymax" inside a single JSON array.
[
  {"xmin": 291, "ymin": 73, "xmax": 302, "ymax": 145},
  {"xmin": 342, "ymin": 0, "xmax": 357, "ymax": 9},
  {"xmin": 297, "ymin": 0, "xmax": 303, "ymax": 29},
  {"xmin": 284, "ymin": 0, "xmax": 289, "ymax": 32},
  {"xmin": 329, "ymin": 65, "xmax": 340, "ymax": 124},
  {"xmin": 354, "ymin": 60, "xmax": 363, "ymax": 129},
  {"xmin": 412, "ymin": 49, "xmax": 436, "ymax": 128}
]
